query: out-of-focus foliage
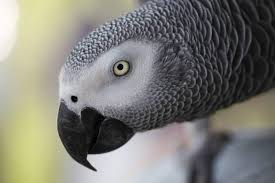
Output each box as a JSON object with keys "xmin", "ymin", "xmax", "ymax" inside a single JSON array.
[{"xmin": 0, "ymin": 0, "xmax": 274, "ymax": 183}]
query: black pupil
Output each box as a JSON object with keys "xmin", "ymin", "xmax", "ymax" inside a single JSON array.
[
  {"xmin": 117, "ymin": 63, "xmax": 124, "ymax": 70},
  {"xmin": 71, "ymin": 96, "xmax": 78, "ymax": 103}
]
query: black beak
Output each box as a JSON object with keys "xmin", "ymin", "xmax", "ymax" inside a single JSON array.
[{"xmin": 57, "ymin": 102, "xmax": 134, "ymax": 171}]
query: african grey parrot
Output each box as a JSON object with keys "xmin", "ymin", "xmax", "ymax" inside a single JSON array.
[{"xmin": 57, "ymin": 0, "xmax": 275, "ymax": 174}]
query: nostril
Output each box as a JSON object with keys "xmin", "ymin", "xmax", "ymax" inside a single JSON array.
[{"xmin": 71, "ymin": 96, "xmax": 78, "ymax": 103}]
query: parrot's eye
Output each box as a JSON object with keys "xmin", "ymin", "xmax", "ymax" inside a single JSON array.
[
  {"xmin": 113, "ymin": 60, "xmax": 130, "ymax": 76},
  {"xmin": 71, "ymin": 96, "xmax": 78, "ymax": 103}
]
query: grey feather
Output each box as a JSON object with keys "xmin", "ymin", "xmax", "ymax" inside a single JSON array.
[{"xmin": 63, "ymin": 0, "xmax": 275, "ymax": 131}]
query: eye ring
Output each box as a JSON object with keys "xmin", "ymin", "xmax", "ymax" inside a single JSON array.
[{"xmin": 113, "ymin": 60, "xmax": 130, "ymax": 76}]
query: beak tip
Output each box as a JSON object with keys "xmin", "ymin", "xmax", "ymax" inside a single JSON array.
[{"xmin": 83, "ymin": 160, "xmax": 97, "ymax": 171}]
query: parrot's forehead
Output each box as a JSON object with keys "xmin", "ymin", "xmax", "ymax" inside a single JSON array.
[
  {"xmin": 62, "ymin": 0, "xmax": 178, "ymax": 72},
  {"xmin": 64, "ymin": 10, "xmax": 147, "ymax": 71}
]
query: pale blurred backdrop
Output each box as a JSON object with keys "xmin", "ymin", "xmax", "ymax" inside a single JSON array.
[{"xmin": 0, "ymin": 0, "xmax": 275, "ymax": 183}]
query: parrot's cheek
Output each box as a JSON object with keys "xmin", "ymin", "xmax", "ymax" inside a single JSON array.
[{"xmin": 57, "ymin": 102, "xmax": 134, "ymax": 171}]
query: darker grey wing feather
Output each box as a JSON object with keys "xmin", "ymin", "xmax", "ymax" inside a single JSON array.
[
  {"xmin": 201, "ymin": 0, "xmax": 275, "ymax": 114},
  {"xmin": 236, "ymin": 0, "xmax": 275, "ymax": 98}
]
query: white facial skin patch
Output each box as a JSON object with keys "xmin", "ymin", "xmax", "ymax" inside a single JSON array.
[{"xmin": 59, "ymin": 40, "xmax": 160, "ymax": 115}]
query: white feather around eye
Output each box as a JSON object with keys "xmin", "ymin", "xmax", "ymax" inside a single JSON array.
[{"xmin": 59, "ymin": 40, "xmax": 160, "ymax": 114}]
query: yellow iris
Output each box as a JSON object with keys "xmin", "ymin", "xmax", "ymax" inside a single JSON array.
[{"xmin": 113, "ymin": 60, "xmax": 130, "ymax": 76}]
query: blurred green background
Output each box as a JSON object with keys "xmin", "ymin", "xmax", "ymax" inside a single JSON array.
[{"xmin": 0, "ymin": 0, "xmax": 275, "ymax": 183}]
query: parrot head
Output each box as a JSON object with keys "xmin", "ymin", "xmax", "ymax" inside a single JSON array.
[{"xmin": 58, "ymin": 1, "xmax": 203, "ymax": 170}]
